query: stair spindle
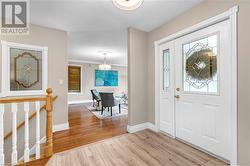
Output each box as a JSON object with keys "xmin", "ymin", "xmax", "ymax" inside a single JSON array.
[
  {"xmin": 11, "ymin": 103, "xmax": 18, "ymax": 165},
  {"xmin": 0, "ymin": 104, "xmax": 4, "ymax": 165},
  {"xmin": 0, "ymin": 89, "xmax": 56, "ymax": 164},
  {"xmin": 35, "ymin": 101, "xmax": 41, "ymax": 159},
  {"xmin": 24, "ymin": 102, "xmax": 30, "ymax": 162}
]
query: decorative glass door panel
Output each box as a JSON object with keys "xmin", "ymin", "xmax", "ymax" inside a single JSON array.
[
  {"xmin": 183, "ymin": 34, "xmax": 218, "ymax": 94},
  {"xmin": 174, "ymin": 20, "xmax": 231, "ymax": 160},
  {"xmin": 163, "ymin": 49, "xmax": 170, "ymax": 91}
]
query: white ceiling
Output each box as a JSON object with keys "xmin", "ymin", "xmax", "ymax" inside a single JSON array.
[{"xmin": 30, "ymin": 0, "xmax": 203, "ymax": 66}]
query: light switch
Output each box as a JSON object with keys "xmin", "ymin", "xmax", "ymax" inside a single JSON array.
[{"xmin": 59, "ymin": 80, "xmax": 63, "ymax": 85}]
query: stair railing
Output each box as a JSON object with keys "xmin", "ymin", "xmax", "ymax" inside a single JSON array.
[{"xmin": 0, "ymin": 88, "xmax": 56, "ymax": 165}]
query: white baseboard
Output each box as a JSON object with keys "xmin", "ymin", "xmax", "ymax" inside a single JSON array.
[
  {"xmin": 127, "ymin": 122, "xmax": 158, "ymax": 133},
  {"xmin": 53, "ymin": 122, "xmax": 69, "ymax": 132},
  {"xmin": 68, "ymin": 100, "xmax": 92, "ymax": 105},
  {"xmin": 146, "ymin": 122, "xmax": 159, "ymax": 132}
]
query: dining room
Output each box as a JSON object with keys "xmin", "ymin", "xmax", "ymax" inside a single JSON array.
[{"xmin": 67, "ymin": 58, "xmax": 128, "ymax": 121}]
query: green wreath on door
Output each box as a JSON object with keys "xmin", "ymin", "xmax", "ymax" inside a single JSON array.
[{"xmin": 186, "ymin": 49, "xmax": 217, "ymax": 81}]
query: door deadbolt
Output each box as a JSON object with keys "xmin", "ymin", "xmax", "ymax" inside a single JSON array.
[{"xmin": 174, "ymin": 95, "xmax": 180, "ymax": 99}]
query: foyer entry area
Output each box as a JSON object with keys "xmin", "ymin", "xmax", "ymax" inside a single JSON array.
[
  {"xmin": 26, "ymin": 104, "xmax": 128, "ymax": 165},
  {"xmin": 26, "ymin": 104, "xmax": 228, "ymax": 166},
  {"xmin": 155, "ymin": 11, "xmax": 237, "ymax": 164},
  {"xmin": 47, "ymin": 130, "xmax": 228, "ymax": 166}
]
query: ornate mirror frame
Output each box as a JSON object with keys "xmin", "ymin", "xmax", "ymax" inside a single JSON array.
[{"xmin": 1, "ymin": 41, "xmax": 48, "ymax": 97}]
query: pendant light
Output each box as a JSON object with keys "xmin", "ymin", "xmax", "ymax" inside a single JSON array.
[{"xmin": 99, "ymin": 51, "xmax": 112, "ymax": 70}]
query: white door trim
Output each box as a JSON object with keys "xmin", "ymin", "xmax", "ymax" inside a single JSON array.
[{"xmin": 154, "ymin": 6, "xmax": 238, "ymax": 165}]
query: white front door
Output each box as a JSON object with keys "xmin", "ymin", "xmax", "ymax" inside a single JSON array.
[{"xmin": 159, "ymin": 20, "xmax": 231, "ymax": 160}]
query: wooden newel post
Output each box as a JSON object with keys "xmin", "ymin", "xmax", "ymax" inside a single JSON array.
[{"xmin": 45, "ymin": 88, "xmax": 53, "ymax": 157}]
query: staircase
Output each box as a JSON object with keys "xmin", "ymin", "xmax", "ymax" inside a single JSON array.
[{"xmin": 0, "ymin": 88, "xmax": 57, "ymax": 165}]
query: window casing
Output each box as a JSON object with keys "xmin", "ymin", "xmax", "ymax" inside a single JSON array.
[{"xmin": 1, "ymin": 41, "xmax": 48, "ymax": 97}]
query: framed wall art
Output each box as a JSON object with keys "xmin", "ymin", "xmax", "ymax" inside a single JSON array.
[
  {"xmin": 95, "ymin": 70, "xmax": 118, "ymax": 87},
  {"xmin": 1, "ymin": 41, "xmax": 48, "ymax": 97}
]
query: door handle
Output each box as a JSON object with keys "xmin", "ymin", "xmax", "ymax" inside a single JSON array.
[{"xmin": 174, "ymin": 95, "xmax": 180, "ymax": 99}]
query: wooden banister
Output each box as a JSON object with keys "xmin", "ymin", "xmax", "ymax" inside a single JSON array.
[
  {"xmin": 3, "ymin": 96, "xmax": 58, "ymax": 140},
  {"xmin": 0, "ymin": 97, "xmax": 46, "ymax": 104},
  {"xmin": 45, "ymin": 88, "xmax": 53, "ymax": 157},
  {"xmin": 0, "ymin": 88, "xmax": 57, "ymax": 165}
]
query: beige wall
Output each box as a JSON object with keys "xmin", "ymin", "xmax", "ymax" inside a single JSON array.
[
  {"xmin": 0, "ymin": 24, "xmax": 68, "ymax": 126},
  {"xmin": 128, "ymin": 28, "xmax": 148, "ymax": 126},
  {"xmin": 147, "ymin": 0, "xmax": 250, "ymax": 165},
  {"xmin": 68, "ymin": 62, "xmax": 127, "ymax": 102}
]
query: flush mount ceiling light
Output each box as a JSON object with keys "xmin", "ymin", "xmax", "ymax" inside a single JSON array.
[{"xmin": 112, "ymin": 0, "xmax": 144, "ymax": 11}]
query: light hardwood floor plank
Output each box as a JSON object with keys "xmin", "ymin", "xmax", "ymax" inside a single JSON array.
[
  {"xmin": 136, "ymin": 131, "xmax": 205, "ymax": 166},
  {"xmin": 22, "ymin": 105, "xmax": 228, "ymax": 166},
  {"xmin": 46, "ymin": 129, "xmax": 228, "ymax": 166}
]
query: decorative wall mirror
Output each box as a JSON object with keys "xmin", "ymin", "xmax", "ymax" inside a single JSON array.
[{"xmin": 1, "ymin": 41, "xmax": 48, "ymax": 97}]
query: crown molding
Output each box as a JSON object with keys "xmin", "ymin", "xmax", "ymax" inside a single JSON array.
[{"xmin": 68, "ymin": 59, "xmax": 128, "ymax": 67}]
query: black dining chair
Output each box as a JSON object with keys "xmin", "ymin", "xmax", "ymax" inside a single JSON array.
[
  {"xmin": 90, "ymin": 89, "xmax": 101, "ymax": 107},
  {"xmin": 99, "ymin": 92, "xmax": 121, "ymax": 116}
]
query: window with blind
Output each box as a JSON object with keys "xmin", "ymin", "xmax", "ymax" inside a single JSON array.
[{"xmin": 68, "ymin": 66, "xmax": 81, "ymax": 93}]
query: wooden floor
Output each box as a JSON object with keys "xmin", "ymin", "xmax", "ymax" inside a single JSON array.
[
  {"xmin": 24, "ymin": 104, "xmax": 228, "ymax": 166},
  {"xmin": 24, "ymin": 104, "xmax": 128, "ymax": 165},
  {"xmin": 46, "ymin": 129, "xmax": 228, "ymax": 166}
]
